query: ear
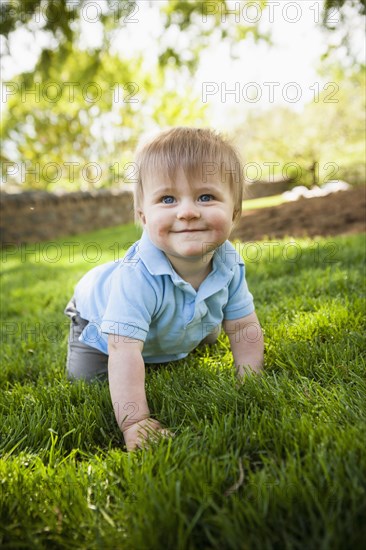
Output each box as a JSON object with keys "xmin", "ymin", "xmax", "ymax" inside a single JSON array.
[{"xmin": 136, "ymin": 209, "xmax": 146, "ymax": 226}]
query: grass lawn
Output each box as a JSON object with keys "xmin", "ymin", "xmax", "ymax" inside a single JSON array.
[
  {"xmin": 1, "ymin": 224, "xmax": 365, "ymax": 549},
  {"xmin": 243, "ymin": 194, "xmax": 286, "ymax": 210}
]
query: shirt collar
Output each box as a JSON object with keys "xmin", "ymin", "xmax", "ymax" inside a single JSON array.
[
  {"xmin": 137, "ymin": 230, "xmax": 175, "ymax": 277},
  {"xmin": 137, "ymin": 230, "xmax": 243, "ymax": 282}
]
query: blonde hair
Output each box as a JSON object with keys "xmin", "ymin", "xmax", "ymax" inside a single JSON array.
[{"xmin": 133, "ymin": 127, "xmax": 244, "ymax": 225}]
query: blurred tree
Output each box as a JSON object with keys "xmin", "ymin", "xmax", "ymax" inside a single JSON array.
[
  {"xmin": 323, "ymin": 0, "xmax": 366, "ymax": 23},
  {"xmin": 322, "ymin": 0, "xmax": 365, "ymax": 65},
  {"xmin": 0, "ymin": 47, "xmax": 207, "ymax": 190},
  {"xmin": 0, "ymin": 0, "xmax": 270, "ymax": 191},
  {"xmin": 2, "ymin": 0, "xmax": 364, "ymax": 67},
  {"xmin": 0, "ymin": 0, "xmax": 269, "ymax": 76},
  {"xmin": 2, "ymin": 0, "xmax": 364, "ymax": 39},
  {"xmin": 234, "ymin": 64, "xmax": 365, "ymax": 187},
  {"xmin": 1, "ymin": 0, "xmax": 364, "ymax": 191}
]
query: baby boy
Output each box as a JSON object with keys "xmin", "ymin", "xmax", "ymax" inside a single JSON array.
[{"xmin": 64, "ymin": 127, "xmax": 264, "ymax": 450}]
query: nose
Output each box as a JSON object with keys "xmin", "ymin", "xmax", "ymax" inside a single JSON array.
[{"xmin": 176, "ymin": 199, "xmax": 201, "ymax": 220}]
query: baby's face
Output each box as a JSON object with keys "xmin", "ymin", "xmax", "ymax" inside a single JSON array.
[{"xmin": 137, "ymin": 167, "xmax": 235, "ymax": 264}]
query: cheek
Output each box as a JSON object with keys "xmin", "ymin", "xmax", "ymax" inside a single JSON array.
[
  {"xmin": 209, "ymin": 208, "xmax": 232, "ymax": 228},
  {"xmin": 147, "ymin": 213, "xmax": 171, "ymax": 236}
]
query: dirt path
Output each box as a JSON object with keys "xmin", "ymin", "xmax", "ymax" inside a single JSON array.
[{"xmin": 231, "ymin": 185, "xmax": 366, "ymax": 242}]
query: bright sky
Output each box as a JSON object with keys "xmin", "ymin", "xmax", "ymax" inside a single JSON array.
[{"xmin": 1, "ymin": 0, "xmax": 364, "ymax": 131}]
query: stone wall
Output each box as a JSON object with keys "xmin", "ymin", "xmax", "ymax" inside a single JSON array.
[
  {"xmin": 0, "ymin": 188, "xmax": 135, "ymax": 245},
  {"xmin": 0, "ymin": 178, "xmax": 294, "ymax": 245}
]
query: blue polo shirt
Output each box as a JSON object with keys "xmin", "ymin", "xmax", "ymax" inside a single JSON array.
[{"xmin": 73, "ymin": 230, "xmax": 254, "ymax": 363}]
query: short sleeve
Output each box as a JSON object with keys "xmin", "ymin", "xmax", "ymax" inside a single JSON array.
[
  {"xmin": 100, "ymin": 263, "xmax": 157, "ymax": 342},
  {"xmin": 222, "ymin": 263, "xmax": 254, "ymax": 320}
]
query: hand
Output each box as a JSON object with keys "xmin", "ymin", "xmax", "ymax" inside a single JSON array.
[
  {"xmin": 235, "ymin": 365, "xmax": 263, "ymax": 388},
  {"xmin": 122, "ymin": 417, "xmax": 174, "ymax": 451}
]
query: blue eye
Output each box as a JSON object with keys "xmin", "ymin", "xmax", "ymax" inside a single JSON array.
[
  {"xmin": 199, "ymin": 194, "xmax": 214, "ymax": 202},
  {"xmin": 161, "ymin": 196, "xmax": 175, "ymax": 204}
]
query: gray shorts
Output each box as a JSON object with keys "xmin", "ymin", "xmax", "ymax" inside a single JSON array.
[
  {"xmin": 64, "ymin": 297, "xmax": 220, "ymax": 382},
  {"xmin": 64, "ymin": 297, "xmax": 108, "ymax": 381}
]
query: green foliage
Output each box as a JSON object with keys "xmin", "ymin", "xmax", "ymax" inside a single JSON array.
[
  {"xmin": 2, "ymin": 0, "xmax": 363, "ymax": 45},
  {"xmin": 1, "ymin": 0, "xmax": 272, "ymax": 192},
  {"xmin": 322, "ymin": 0, "xmax": 366, "ymax": 65},
  {"xmin": 235, "ymin": 64, "xmax": 365, "ymax": 187},
  {"xmin": 1, "ymin": 0, "xmax": 269, "ymax": 74},
  {"xmin": 1, "ymin": 0, "xmax": 74, "ymax": 39},
  {"xmin": 1, "ymin": 225, "xmax": 365, "ymax": 548},
  {"xmin": 2, "ymin": 1, "xmax": 365, "ymax": 192},
  {"xmin": 1, "ymin": 50, "xmax": 207, "ymax": 191},
  {"xmin": 160, "ymin": 0, "xmax": 269, "ymax": 69},
  {"xmin": 323, "ymin": 0, "xmax": 366, "ymax": 26}
]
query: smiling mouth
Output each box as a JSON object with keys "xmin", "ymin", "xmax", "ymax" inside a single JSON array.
[{"xmin": 175, "ymin": 229, "xmax": 206, "ymax": 233}]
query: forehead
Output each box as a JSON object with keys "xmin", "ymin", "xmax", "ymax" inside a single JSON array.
[{"xmin": 143, "ymin": 165, "xmax": 226, "ymax": 191}]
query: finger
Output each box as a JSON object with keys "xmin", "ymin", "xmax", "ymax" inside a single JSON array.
[
  {"xmin": 135, "ymin": 432, "xmax": 152, "ymax": 449},
  {"xmin": 143, "ymin": 430, "xmax": 166, "ymax": 447},
  {"xmin": 141, "ymin": 419, "xmax": 162, "ymax": 432},
  {"xmin": 160, "ymin": 429, "xmax": 175, "ymax": 438},
  {"xmin": 137, "ymin": 426, "xmax": 159, "ymax": 440}
]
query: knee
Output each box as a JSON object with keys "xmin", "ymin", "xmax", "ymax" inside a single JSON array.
[{"xmin": 66, "ymin": 368, "xmax": 107, "ymax": 383}]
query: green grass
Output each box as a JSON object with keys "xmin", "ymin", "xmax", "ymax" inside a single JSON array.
[
  {"xmin": 1, "ymin": 224, "xmax": 365, "ymax": 549},
  {"xmin": 243, "ymin": 194, "xmax": 286, "ymax": 210}
]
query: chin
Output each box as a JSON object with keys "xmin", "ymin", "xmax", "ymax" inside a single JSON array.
[
  {"xmin": 181, "ymin": 246, "xmax": 205, "ymax": 257},
  {"xmin": 168, "ymin": 244, "xmax": 205, "ymax": 258}
]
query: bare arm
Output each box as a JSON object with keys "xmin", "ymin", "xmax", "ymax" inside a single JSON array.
[
  {"xmin": 108, "ymin": 334, "xmax": 173, "ymax": 450},
  {"xmin": 108, "ymin": 334, "xmax": 150, "ymax": 430},
  {"xmin": 223, "ymin": 311, "xmax": 264, "ymax": 379}
]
